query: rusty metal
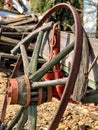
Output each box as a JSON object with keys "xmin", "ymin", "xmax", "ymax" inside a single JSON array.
[
  {"xmin": 37, "ymin": 88, "xmax": 43, "ymax": 105},
  {"xmin": 47, "ymin": 87, "xmax": 53, "ymax": 102},
  {"xmin": 1, "ymin": 89, "xmax": 8, "ymax": 122},
  {"xmin": 43, "ymin": 23, "xmax": 65, "ymax": 99},
  {"xmin": 7, "ymin": 78, "xmax": 18, "ymax": 104},
  {"xmin": 7, "ymin": 75, "xmax": 31, "ymax": 106},
  {"xmin": 50, "ymin": 23, "xmax": 65, "ymax": 98},
  {"xmin": 4, "ymin": 0, "xmax": 12, "ymax": 10},
  {"xmin": 0, "ymin": 96, "xmax": 7, "ymax": 122},
  {"xmin": 49, "ymin": 23, "xmax": 60, "ymax": 60}
]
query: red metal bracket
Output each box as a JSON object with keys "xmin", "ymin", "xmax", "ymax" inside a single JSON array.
[{"xmin": 43, "ymin": 23, "xmax": 65, "ymax": 99}]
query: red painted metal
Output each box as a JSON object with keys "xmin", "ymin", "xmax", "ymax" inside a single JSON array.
[
  {"xmin": 50, "ymin": 23, "xmax": 65, "ymax": 98},
  {"xmin": 7, "ymin": 76, "xmax": 31, "ymax": 106},
  {"xmin": 7, "ymin": 78, "xmax": 18, "ymax": 104},
  {"xmin": 43, "ymin": 23, "xmax": 65, "ymax": 99},
  {"xmin": 47, "ymin": 87, "xmax": 53, "ymax": 102}
]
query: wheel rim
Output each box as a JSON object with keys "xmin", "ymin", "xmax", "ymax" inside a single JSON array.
[{"xmin": 1, "ymin": 3, "xmax": 83, "ymax": 130}]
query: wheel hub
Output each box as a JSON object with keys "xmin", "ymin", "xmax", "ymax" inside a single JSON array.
[{"xmin": 7, "ymin": 75, "xmax": 31, "ymax": 106}]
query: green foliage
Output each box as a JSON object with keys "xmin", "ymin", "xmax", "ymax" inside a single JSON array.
[
  {"xmin": 53, "ymin": 0, "xmax": 82, "ymax": 31},
  {"xmin": 0, "ymin": 0, "xmax": 3, "ymax": 8},
  {"xmin": 30, "ymin": 0, "xmax": 53, "ymax": 13},
  {"xmin": 30, "ymin": 0, "xmax": 83, "ymax": 31}
]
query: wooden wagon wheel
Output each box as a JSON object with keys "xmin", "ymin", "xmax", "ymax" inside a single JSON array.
[{"xmin": 0, "ymin": 3, "xmax": 83, "ymax": 130}]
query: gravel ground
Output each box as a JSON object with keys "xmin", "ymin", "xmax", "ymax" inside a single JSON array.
[{"xmin": 0, "ymin": 70, "xmax": 98, "ymax": 130}]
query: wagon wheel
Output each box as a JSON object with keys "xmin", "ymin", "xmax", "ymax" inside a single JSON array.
[{"xmin": 0, "ymin": 3, "xmax": 83, "ymax": 130}]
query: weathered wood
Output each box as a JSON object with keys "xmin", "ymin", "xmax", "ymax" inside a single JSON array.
[
  {"xmin": 0, "ymin": 52, "xmax": 46, "ymax": 64},
  {"xmin": 1, "ymin": 30, "xmax": 98, "ymax": 86},
  {"xmin": 8, "ymin": 16, "xmax": 38, "ymax": 26},
  {"xmin": 1, "ymin": 32, "xmax": 29, "ymax": 38},
  {"xmin": 6, "ymin": 107, "xmax": 23, "ymax": 130},
  {"xmin": 88, "ymin": 39, "xmax": 98, "ymax": 84},
  {"xmin": 0, "ymin": 41, "xmax": 33, "ymax": 53},
  {"xmin": 0, "ymin": 42, "xmax": 14, "ymax": 53},
  {"xmin": 32, "ymin": 77, "xmax": 68, "ymax": 89},
  {"xmin": 27, "ymin": 31, "xmax": 44, "ymax": 130},
  {"xmin": 72, "ymin": 32, "xmax": 89, "ymax": 101},
  {"xmin": 11, "ymin": 22, "xmax": 53, "ymax": 55},
  {"xmin": 0, "ymin": 36, "xmax": 19, "ymax": 44},
  {"xmin": 40, "ymin": 31, "xmax": 98, "ymax": 88},
  {"xmin": 20, "ymin": 44, "xmax": 29, "ymax": 75},
  {"xmin": 29, "ymin": 42, "xmax": 74, "ymax": 81},
  {"xmin": 0, "ymin": 52, "xmax": 17, "ymax": 59},
  {"xmin": 29, "ymin": 31, "xmax": 44, "ymax": 73},
  {"xmin": 0, "ymin": 15, "xmax": 30, "ymax": 25},
  {"xmin": 1, "ymin": 24, "xmax": 35, "ymax": 32},
  {"xmin": 16, "ymin": 108, "xmax": 27, "ymax": 130}
]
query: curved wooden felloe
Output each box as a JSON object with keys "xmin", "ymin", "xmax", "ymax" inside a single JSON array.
[{"xmin": 34, "ymin": 3, "xmax": 83, "ymax": 130}]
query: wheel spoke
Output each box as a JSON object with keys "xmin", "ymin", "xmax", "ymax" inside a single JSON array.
[
  {"xmin": 32, "ymin": 77, "xmax": 68, "ymax": 89},
  {"xmin": 20, "ymin": 44, "xmax": 29, "ymax": 75},
  {"xmin": 16, "ymin": 108, "xmax": 28, "ymax": 130},
  {"xmin": 29, "ymin": 42, "xmax": 74, "ymax": 81},
  {"xmin": 29, "ymin": 31, "xmax": 44, "ymax": 74},
  {"xmin": 27, "ymin": 31, "xmax": 44, "ymax": 130},
  {"xmin": 11, "ymin": 22, "xmax": 53, "ymax": 55},
  {"xmin": 6, "ymin": 107, "xmax": 24, "ymax": 130}
]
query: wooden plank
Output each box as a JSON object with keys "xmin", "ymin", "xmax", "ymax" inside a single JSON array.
[
  {"xmin": 1, "ymin": 24, "xmax": 35, "ymax": 32},
  {"xmin": 0, "ymin": 36, "xmax": 19, "ymax": 44},
  {"xmin": 0, "ymin": 14, "xmax": 29, "ymax": 25},
  {"xmin": 72, "ymin": 32, "xmax": 89, "ymax": 101},
  {"xmin": 8, "ymin": 16, "xmax": 38, "ymax": 26}
]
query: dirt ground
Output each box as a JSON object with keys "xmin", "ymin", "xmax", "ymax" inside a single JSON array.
[{"xmin": 0, "ymin": 69, "xmax": 98, "ymax": 130}]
